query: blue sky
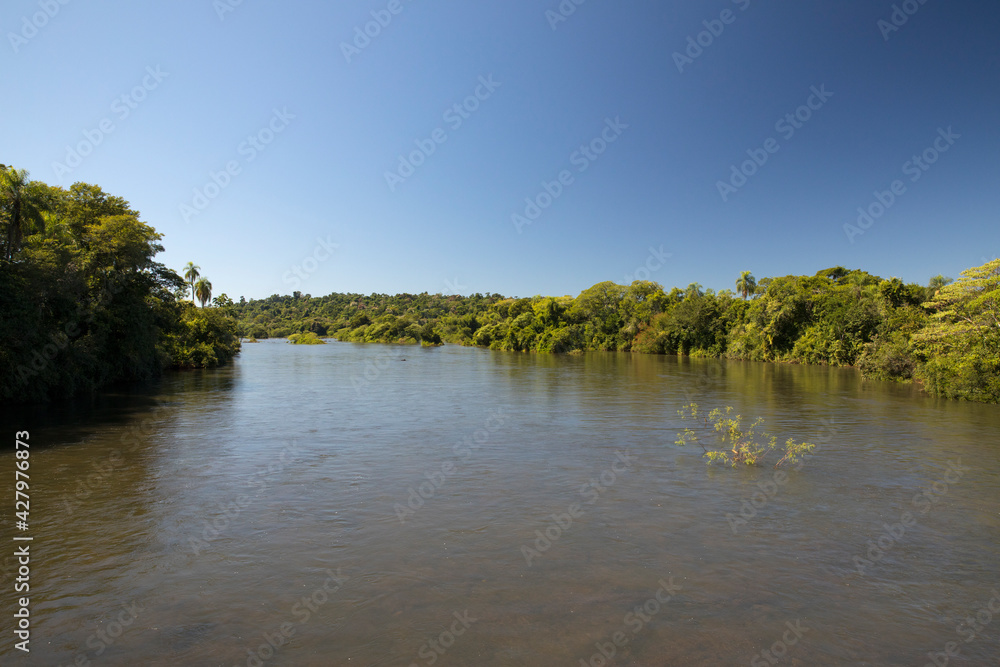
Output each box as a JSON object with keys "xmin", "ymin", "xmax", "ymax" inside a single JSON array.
[{"xmin": 3, "ymin": 0, "xmax": 998, "ymax": 300}]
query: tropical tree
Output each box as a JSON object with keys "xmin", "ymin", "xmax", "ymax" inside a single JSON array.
[
  {"xmin": 183, "ymin": 262, "xmax": 201, "ymax": 302},
  {"xmin": 684, "ymin": 283, "xmax": 703, "ymax": 300},
  {"xmin": 736, "ymin": 271, "xmax": 756, "ymax": 300},
  {"xmin": 213, "ymin": 293, "xmax": 234, "ymax": 309},
  {"xmin": 926, "ymin": 274, "xmax": 954, "ymax": 300},
  {"xmin": 58, "ymin": 182, "xmax": 138, "ymax": 241},
  {"xmin": 0, "ymin": 167, "xmax": 48, "ymax": 261},
  {"xmin": 912, "ymin": 259, "xmax": 1000, "ymax": 401},
  {"xmin": 195, "ymin": 277, "xmax": 213, "ymax": 308}
]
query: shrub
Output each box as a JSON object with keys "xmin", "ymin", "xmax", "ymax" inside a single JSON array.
[
  {"xmin": 675, "ymin": 403, "xmax": 815, "ymax": 467},
  {"xmin": 288, "ymin": 332, "xmax": 326, "ymax": 345}
]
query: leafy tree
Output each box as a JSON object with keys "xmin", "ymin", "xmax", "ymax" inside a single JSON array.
[
  {"xmin": 57, "ymin": 183, "xmax": 138, "ymax": 240},
  {"xmin": 213, "ymin": 293, "xmax": 234, "ymax": 310},
  {"xmin": 684, "ymin": 283, "xmax": 703, "ymax": 300},
  {"xmin": 926, "ymin": 274, "xmax": 954, "ymax": 301},
  {"xmin": 166, "ymin": 303, "xmax": 242, "ymax": 365},
  {"xmin": 817, "ymin": 266, "xmax": 850, "ymax": 283},
  {"xmin": 912, "ymin": 259, "xmax": 1000, "ymax": 401},
  {"xmin": 0, "ymin": 169, "xmax": 240, "ymax": 402}
]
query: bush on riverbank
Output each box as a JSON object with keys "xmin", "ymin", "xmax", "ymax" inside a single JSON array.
[{"xmin": 167, "ymin": 304, "xmax": 243, "ymax": 367}]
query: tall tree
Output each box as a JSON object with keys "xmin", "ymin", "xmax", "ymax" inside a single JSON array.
[
  {"xmin": 926, "ymin": 274, "xmax": 954, "ymax": 300},
  {"xmin": 918, "ymin": 260, "xmax": 999, "ymax": 347},
  {"xmin": 0, "ymin": 168, "xmax": 48, "ymax": 261},
  {"xmin": 736, "ymin": 271, "xmax": 756, "ymax": 300},
  {"xmin": 183, "ymin": 262, "xmax": 201, "ymax": 302},
  {"xmin": 195, "ymin": 276, "xmax": 213, "ymax": 308},
  {"xmin": 57, "ymin": 183, "xmax": 138, "ymax": 242},
  {"xmin": 685, "ymin": 283, "xmax": 703, "ymax": 300},
  {"xmin": 912, "ymin": 259, "xmax": 1000, "ymax": 401}
]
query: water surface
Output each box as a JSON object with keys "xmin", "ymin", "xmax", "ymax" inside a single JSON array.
[{"xmin": 2, "ymin": 341, "xmax": 999, "ymax": 666}]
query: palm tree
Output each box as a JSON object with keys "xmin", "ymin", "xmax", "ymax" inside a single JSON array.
[
  {"xmin": 927, "ymin": 274, "xmax": 953, "ymax": 294},
  {"xmin": 925, "ymin": 274, "xmax": 953, "ymax": 302},
  {"xmin": 183, "ymin": 262, "xmax": 200, "ymax": 302},
  {"xmin": 685, "ymin": 283, "xmax": 703, "ymax": 300},
  {"xmin": 735, "ymin": 271, "xmax": 756, "ymax": 300},
  {"xmin": 0, "ymin": 168, "xmax": 47, "ymax": 261},
  {"xmin": 194, "ymin": 277, "xmax": 212, "ymax": 308}
]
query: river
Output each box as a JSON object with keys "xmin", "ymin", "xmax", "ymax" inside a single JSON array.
[{"xmin": 2, "ymin": 340, "xmax": 999, "ymax": 666}]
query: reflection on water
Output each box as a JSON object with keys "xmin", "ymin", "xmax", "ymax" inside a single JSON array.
[{"xmin": 2, "ymin": 341, "xmax": 999, "ymax": 666}]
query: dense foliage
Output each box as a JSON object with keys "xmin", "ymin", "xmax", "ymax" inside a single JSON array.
[
  {"xmin": 4, "ymin": 165, "xmax": 995, "ymax": 405},
  {"xmin": 288, "ymin": 332, "xmax": 326, "ymax": 345},
  {"xmin": 910, "ymin": 260, "xmax": 1000, "ymax": 402},
  {"xmin": 0, "ymin": 166, "xmax": 240, "ymax": 403},
  {"xmin": 233, "ymin": 262, "xmax": 999, "ymax": 403}
]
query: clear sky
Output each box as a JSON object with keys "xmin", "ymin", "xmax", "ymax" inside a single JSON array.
[{"xmin": 3, "ymin": 0, "xmax": 999, "ymax": 300}]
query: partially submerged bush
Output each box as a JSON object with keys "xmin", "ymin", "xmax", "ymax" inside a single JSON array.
[
  {"xmin": 288, "ymin": 332, "xmax": 326, "ymax": 345},
  {"xmin": 675, "ymin": 402, "xmax": 815, "ymax": 467}
]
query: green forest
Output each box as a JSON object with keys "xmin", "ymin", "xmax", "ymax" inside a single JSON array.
[
  {"xmin": 233, "ymin": 261, "xmax": 999, "ymax": 404},
  {"xmin": 2, "ymin": 166, "xmax": 998, "ymax": 404},
  {"xmin": 0, "ymin": 167, "xmax": 240, "ymax": 403}
]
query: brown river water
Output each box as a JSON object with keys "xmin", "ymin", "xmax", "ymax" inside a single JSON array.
[{"xmin": 2, "ymin": 340, "xmax": 999, "ymax": 666}]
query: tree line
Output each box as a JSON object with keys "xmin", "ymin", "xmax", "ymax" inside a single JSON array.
[
  {"xmin": 232, "ymin": 262, "xmax": 999, "ymax": 403},
  {"xmin": 0, "ymin": 165, "xmax": 240, "ymax": 403},
  {"xmin": 3, "ymin": 164, "xmax": 996, "ymax": 404}
]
